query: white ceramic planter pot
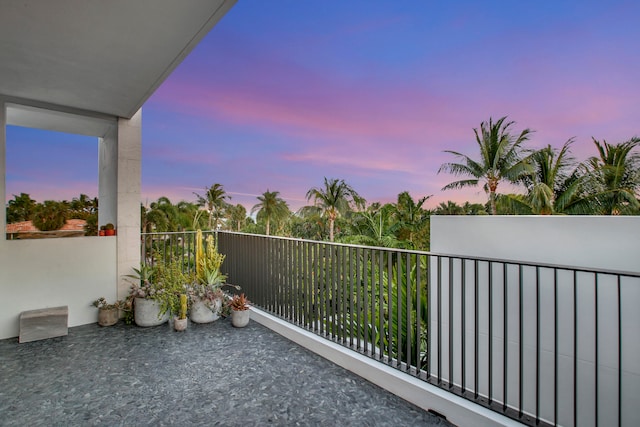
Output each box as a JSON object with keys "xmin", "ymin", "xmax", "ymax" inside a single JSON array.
[
  {"xmin": 174, "ymin": 317, "xmax": 188, "ymax": 331},
  {"xmin": 190, "ymin": 299, "xmax": 221, "ymax": 324},
  {"xmin": 231, "ymin": 309, "xmax": 250, "ymax": 328},
  {"xmin": 134, "ymin": 297, "xmax": 169, "ymax": 327}
]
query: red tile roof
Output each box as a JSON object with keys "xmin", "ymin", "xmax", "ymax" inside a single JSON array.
[{"xmin": 6, "ymin": 219, "xmax": 87, "ymax": 233}]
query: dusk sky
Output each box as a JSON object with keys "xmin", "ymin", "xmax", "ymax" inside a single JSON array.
[{"xmin": 6, "ymin": 1, "xmax": 640, "ymax": 212}]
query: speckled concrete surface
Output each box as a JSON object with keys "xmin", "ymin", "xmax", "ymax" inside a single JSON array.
[{"xmin": 0, "ymin": 318, "xmax": 451, "ymax": 427}]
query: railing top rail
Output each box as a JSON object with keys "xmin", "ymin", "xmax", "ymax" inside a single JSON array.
[
  {"xmin": 141, "ymin": 230, "xmax": 216, "ymax": 236},
  {"xmin": 141, "ymin": 230, "xmax": 640, "ymax": 278}
]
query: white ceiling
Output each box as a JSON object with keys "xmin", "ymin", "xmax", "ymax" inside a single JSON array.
[{"xmin": 0, "ymin": 0, "xmax": 236, "ymax": 120}]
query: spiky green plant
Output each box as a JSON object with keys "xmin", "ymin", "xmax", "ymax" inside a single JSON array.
[{"xmin": 179, "ymin": 294, "xmax": 188, "ymax": 320}]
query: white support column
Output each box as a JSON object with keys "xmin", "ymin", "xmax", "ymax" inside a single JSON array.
[
  {"xmin": 116, "ymin": 109, "xmax": 141, "ymax": 299},
  {"xmin": 98, "ymin": 127, "xmax": 117, "ymax": 227}
]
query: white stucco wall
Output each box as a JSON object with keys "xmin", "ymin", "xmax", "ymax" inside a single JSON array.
[
  {"xmin": 430, "ymin": 215, "xmax": 639, "ymax": 273},
  {"xmin": 429, "ymin": 216, "xmax": 640, "ymax": 426},
  {"xmin": 0, "ymin": 237, "xmax": 117, "ymax": 339}
]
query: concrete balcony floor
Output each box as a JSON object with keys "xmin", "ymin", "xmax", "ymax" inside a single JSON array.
[{"xmin": 0, "ymin": 317, "xmax": 451, "ymax": 426}]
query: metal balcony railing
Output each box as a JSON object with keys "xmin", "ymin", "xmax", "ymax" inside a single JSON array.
[{"xmin": 142, "ymin": 230, "xmax": 640, "ymax": 427}]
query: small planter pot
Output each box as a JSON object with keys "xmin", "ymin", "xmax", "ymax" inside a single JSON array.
[
  {"xmin": 231, "ymin": 309, "xmax": 250, "ymax": 328},
  {"xmin": 190, "ymin": 299, "xmax": 222, "ymax": 324},
  {"xmin": 98, "ymin": 307, "xmax": 119, "ymax": 326},
  {"xmin": 105, "ymin": 229, "xmax": 116, "ymax": 236},
  {"xmin": 134, "ymin": 297, "xmax": 169, "ymax": 327},
  {"xmin": 174, "ymin": 317, "xmax": 188, "ymax": 331}
]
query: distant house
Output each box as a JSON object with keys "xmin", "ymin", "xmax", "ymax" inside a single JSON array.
[{"xmin": 6, "ymin": 219, "xmax": 87, "ymax": 239}]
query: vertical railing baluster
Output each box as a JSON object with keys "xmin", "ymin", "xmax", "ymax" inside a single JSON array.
[
  {"xmin": 370, "ymin": 249, "xmax": 377, "ymax": 358},
  {"xmin": 489, "ymin": 261, "xmax": 493, "ymax": 404},
  {"xmin": 405, "ymin": 252, "xmax": 412, "ymax": 371},
  {"xmin": 416, "ymin": 254, "xmax": 422, "ymax": 377},
  {"xmin": 617, "ymin": 275, "xmax": 622, "ymax": 427},
  {"xmin": 349, "ymin": 246, "xmax": 355, "ymax": 348},
  {"xmin": 336, "ymin": 245, "xmax": 341, "ymax": 341},
  {"xmin": 595, "ymin": 273, "xmax": 599, "ymax": 427},
  {"xmin": 535, "ymin": 267, "xmax": 540, "ymax": 425},
  {"xmin": 328, "ymin": 243, "xmax": 334, "ymax": 337},
  {"xmin": 519, "ymin": 264, "xmax": 524, "ymax": 419},
  {"xmin": 271, "ymin": 238, "xmax": 276, "ymax": 314},
  {"xmin": 378, "ymin": 250, "xmax": 385, "ymax": 362},
  {"xmin": 287, "ymin": 239, "xmax": 292, "ymax": 322},
  {"xmin": 312, "ymin": 242, "xmax": 319, "ymax": 332},
  {"xmin": 356, "ymin": 246, "xmax": 362, "ymax": 351},
  {"xmin": 554, "ymin": 268, "xmax": 558, "ymax": 425},
  {"xmin": 573, "ymin": 270, "xmax": 578, "ymax": 427},
  {"xmin": 474, "ymin": 259, "xmax": 479, "ymax": 399},
  {"xmin": 343, "ymin": 245, "xmax": 349, "ymax": 344},
  {"xmin": 302, "ymin": 241, "xmax": 308, "ymax": 328},
  {"xmin": 426, "ymin": 254, "xmax": 432, "ymax": 381},
  {"xmin": 462, "ymin": 259, "xmax": 466, "ymax": 394},
  {"xmin": 503, "ymin": 263, "xmax": 508, "ymax": 412},
  {"xmin": 387, "ymin": 251, "xmax": 393, "ymax": 365},
  {"xmin": 363, "ymin": 248, "xmax": 369, "ymax": 356},
  {"xmin": 438, "ymin": 256, "xmax": 443, "ymax": 385},
  {"xmin": 449, "ymin": 257, "xmax": 454, "ymax": 389},
  {"xmin": 290, "ymin": 239, "xmax": 295, "ymax": 322}
]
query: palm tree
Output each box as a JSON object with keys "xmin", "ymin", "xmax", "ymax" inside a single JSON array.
[
  {"xmin": 342, "ymin": 204, "xmax": 402, "ymax": 248},
  {"xmin": 292, "ymin": 205, "xmax": 326, "ymax": 240},
  {"xmin": 461, "ymin": 201, "xmax": 487, "ymax": 215},
  {"xmin": 252, "ymin": 190, "xmax": 289, "ymax": 236},
  {"xmin": 175, "ymin": 201, "xmax": 203, "ymax": 230},
  {"xmin": 586, "ymin": 137, "xmax": 640, "ymax": 215},
  {"xmin": 194, "ymin": 183, "xmax": 229, "ymax": 229},
  {"xmin": 512, "ymin": 140, "xmax": 593, "ymax": 215},
  {"xmin": 6, "ymin": 193, "xmax": 37, "ymax": 223},
  {"xmin": 226, "ymin": 204, "xmax": 247, "ymax": 232},
  {"xmin": 305, "ymin": 177, "xmax": 364, "ymax": 242},
  {"xmin": 392, "ymin": 191, "xmax": 431, "ymax": 247},
  {"xmin": 438, "ymin": 116, "xmax": 533, "ymax": 214},
  {"xmin": 142, "ymin": 197, "xmax": 177, "ymax": 232},
  {"xmin": 433, "ymin": 201, "xmax": 465, "ymax": 215},
  {"xmin": 69, "ymin": 194, "xmax": 97, "ymax": 219}
]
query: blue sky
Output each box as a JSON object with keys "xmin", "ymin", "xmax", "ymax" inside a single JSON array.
[{"xmin": 6, "ymin": 0, "xmax": 640, "ymax": 211}]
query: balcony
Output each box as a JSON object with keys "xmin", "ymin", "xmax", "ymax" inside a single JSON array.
[
  {"xmin": 3, "ymin": 228, "xmax": 634, "ymax": 426},
  {"xmin": 143, "ymin": 230, "xmax": 639, "ymax": 427},
  {"xmin": 0, "ymin": 319, "xmax": 451, "ymax": 426}
]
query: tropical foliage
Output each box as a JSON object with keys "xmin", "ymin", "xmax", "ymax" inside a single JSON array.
[
  {"xmin": 439, "ymin": 117, "xmax": 639, "ymax": 216},
  {"xmin": 6, "ymin": 121, "xmax": 639, "ymax": 243},
  {"xmin": 305, "ymin": 177, "xmax": 364, "ymax": 242},
  {"xmin": 252, "ymin": 190, "xmax": 289, "ymax": 236},
  {"xmin": 586, "ymin": 137, "xmax": 640, "ymax": 215},
  {"xmin": 438, "ymin": 116, "xmax": 533, "ymax": 215},
  {"xmin": 194, "ymin": 183, "xmax": 229, "ymax": 230}
]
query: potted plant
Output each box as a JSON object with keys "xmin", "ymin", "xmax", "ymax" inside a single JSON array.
[
  {"xmin": 99, "ymin": 225, "xmax": 106, "ymax": 236},
  {"xmin": 188, "ymin": 268, "xmax": 225, "ymax": 323},
  {"xmin": 228, "ymin": 293, "xmax": 251, "ymax": 328},
  {"xmin": 91, "ymin": 297, "xmax": 122, "ymax": 326},
  {"xmin": 173, "ymin": 294, "xmax": 188, "ymax": 331},
  {"xmin": 189, "ymin": 231, "xmax": 239, "ymax": 323},
  {"xmin": 104, "ymin": 223, "xmax": 116, "ymax": 236},
  {"xmin": 125, "ymin": 263, "xmax": 170, "ymax": 327}
]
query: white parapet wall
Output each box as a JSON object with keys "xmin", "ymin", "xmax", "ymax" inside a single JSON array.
[
  {"xmin": 430, "ymin": 215, "xmax": 640, "ymax": 427},
  {"xmin": 430, "ymin": 215, "xmax": 639, "ymax": 273},
  {"xmin": 0, "ymin": 237, "xmax": 117, "ymax": 340}
]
